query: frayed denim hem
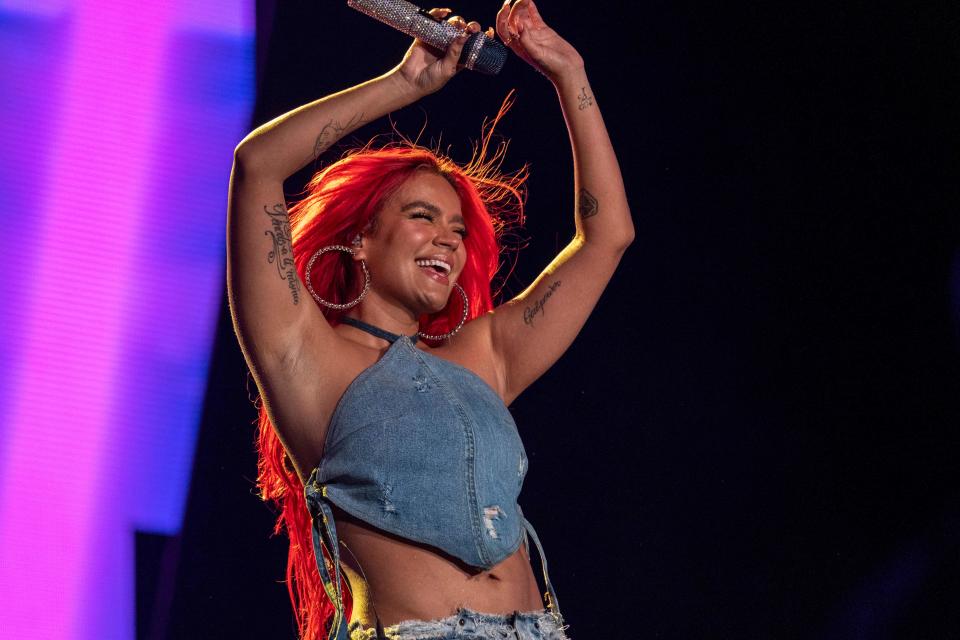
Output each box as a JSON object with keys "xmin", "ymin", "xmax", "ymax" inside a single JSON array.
[{"xmin": 348, "ymin": 607, "xmax": 570, "ymax": 640}]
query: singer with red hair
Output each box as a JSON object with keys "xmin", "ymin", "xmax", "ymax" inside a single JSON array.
[{"xmin": 228, "ymin": 2, "xmax": 633, "ymax": 639}]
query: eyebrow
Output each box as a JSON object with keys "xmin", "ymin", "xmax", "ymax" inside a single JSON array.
[{"xmin": 401, "ymin": 200, "xmax": 465, "ymax": 225}]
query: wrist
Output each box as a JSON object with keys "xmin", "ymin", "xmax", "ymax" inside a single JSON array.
[
  {"xmin": 549, "ymin": 63, "xmax": 588, "ymax": 92},
  {"xmin": 383, "ymin": 66, "xmax": 427, "ymax": 104}
]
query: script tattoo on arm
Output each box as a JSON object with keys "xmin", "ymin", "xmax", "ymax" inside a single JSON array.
[
  {"xmin": 312, "ymin": 112, "xmax": 365, "ymax": 160},
  {"xmin": 578, "ymin": 188, "xmax": 599, "ymax": 219},
  {"xmin": 523, "ymin": 280, "xmax": 562, "ymax": 327},
  {"xmin": 264, "ymin": 203, "xmax": 301, "ymax": 305},
  {"xmin": 577, "ymin": 87, "xmax": 594, "ymax": 111}
]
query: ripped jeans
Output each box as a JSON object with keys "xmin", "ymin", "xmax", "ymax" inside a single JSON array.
[{"xmin": 347, "ymin": 607, "xmax": 571, "ymax": 640}]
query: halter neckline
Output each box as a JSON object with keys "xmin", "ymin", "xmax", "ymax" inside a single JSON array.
[{"xmin": 340, "ymin": 316, "xmax": 419, "ymax": 345}]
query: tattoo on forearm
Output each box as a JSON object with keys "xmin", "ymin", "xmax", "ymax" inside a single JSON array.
[
  {"xmin": 312, "ymin": 112, "xmax": 365, "ymax": 160},
  {"xmin": 264, "ymin": 203, "xmax": 301, "ymax": 305},
  {"xmin": 578, "ymin": 188, "xmax": 599, "ymax": 219},
  {"xmin": 577, "ymin": 87, "xmax": 594, "ymax": 111},
  {"xmin": 523, "ymin": 280, "xmax": 562, "ymax": 327}
]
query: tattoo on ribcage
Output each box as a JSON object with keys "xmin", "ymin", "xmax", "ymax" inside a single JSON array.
[
  {"xmin": 578, "ymin": 188, "xmax": 599, "ymax": 219},
  {"xmin": 577, "ymin": 87, "xmax": 594, "ymax": 111},
  {"xmin": 523, "ymin": 280, "xmax": 562, "ymax": 327},
  {"xmin": 264, "ymin": 203, "xmax": 301, "ymax": 305},
  {"xmin": 312, "ymin": 112, "xmax": 365, "ymax": 160}
]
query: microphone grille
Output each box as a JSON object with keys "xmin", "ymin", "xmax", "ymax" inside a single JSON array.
[{"xmin": 460, "ymin": 32, "xmax": 508, "ymax": 75}]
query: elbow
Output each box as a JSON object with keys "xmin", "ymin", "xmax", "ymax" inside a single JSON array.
[
  {"xmin": 583, "ymin": 204, "xmax": 634, "ymax": 253},
  {"xmin": 607, "ymin": 217, "xmax": 636, "ymax": 254},
  {"xmin": 578, "ymin": 225, "xmax": 634, "ymax": 256},
  {"xmin": 618, "ymin": 206, "xmax": 636, "ymax": 251},
  {"xmin": 233, "ymin": 133, "xmax": 275, "ymax": 179},
  {"xmin": 620, "ymin": 224, "xmax": 636, "ymax": 252},
  {"xmin": 233, "ymin": 138, "xmax": 260, "ymax": 175}
]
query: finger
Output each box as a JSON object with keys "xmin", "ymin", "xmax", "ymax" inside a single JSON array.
[
  {"xmin": 447, "ymin": 14, "xmax": 467, "ymax": 30},
  {"xmin": 496, "ymin": 0, "xmax": 512, "ymax": 38},
  {"xmin": 427, "ymin": 7, "xmax": 452, "ymax": 19},
  {"xmin": 441, "ymin": 30, "xmax": 469, "ymax": 75},
  {"xmin": 512, "ymin": 0, "xmax": 531, "ymax": 26},
  {"xmin": 506, "ymin": 3, "xmax": 524, "ymax": 40},
  {"xmin": 485, "ymin": 26, "xmax": 495, "ymax": 39},
  {"xmin": 466, "ymin": 20, "xmax": 481, "ymax": 33},
  {"xmin": 510, "ymin": 0, "xmax": 532, "ymax": 28},
  {"xmin": 526, "ymin": 0, "xmax": 545, "ymax": 24}
]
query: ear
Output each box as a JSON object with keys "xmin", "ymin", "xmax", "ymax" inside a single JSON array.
[
  {"xmin": 350, "ymin": 233, "xmax": 367, "ymax": 261},
  {"xmin": 351, "ymin": 216, "xmax": 378, "ymax": 260}
]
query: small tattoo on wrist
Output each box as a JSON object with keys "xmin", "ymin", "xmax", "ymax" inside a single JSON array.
[{"xmin": 577, "ymin": 87, "xmax": 593, "ymax": 111}]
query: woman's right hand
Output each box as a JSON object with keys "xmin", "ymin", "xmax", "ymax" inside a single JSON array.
[{"xmin": 391, "ymin": 8, "xmax": 494, "ymax": 97}]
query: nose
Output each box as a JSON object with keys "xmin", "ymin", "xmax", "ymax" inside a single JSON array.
[{"xmin": 433, "ymin": 226, "xmax": 461, "ymax": 250}]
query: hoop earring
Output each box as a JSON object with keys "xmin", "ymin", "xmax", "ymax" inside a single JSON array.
[
  {"xmin": 305, "ymin": 245, "xmax": 370, "ymax": 310},
  {"xmin": 418, "ymin": 283, "xmax": 469, "ymax": 341}
]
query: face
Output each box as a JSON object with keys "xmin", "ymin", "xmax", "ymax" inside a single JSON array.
[{"xmin": 353, "ymin": 170, "xmax": 468, "ymax": 318}]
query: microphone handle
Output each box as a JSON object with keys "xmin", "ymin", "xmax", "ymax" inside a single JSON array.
[
  {"xmin": 348, "ymin": 0, "xmax": 464, "ymax": 52},
  {"xmin": 347, "ymin": 0, "xmax": 508, "ymax": 74}
]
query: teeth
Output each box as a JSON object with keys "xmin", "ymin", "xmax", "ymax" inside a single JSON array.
[{"xmin": 415, "ymin": 258, "xmax": 451, "ymax": 274}]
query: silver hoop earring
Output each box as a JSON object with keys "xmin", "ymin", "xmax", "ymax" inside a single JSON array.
[
  {"xmin": 305, "ymin": 245, "xmax": 370, "ymax": 310},
  {"xmin": 418, "ymin": 283, "xmax": 469, "ymax": 341}
]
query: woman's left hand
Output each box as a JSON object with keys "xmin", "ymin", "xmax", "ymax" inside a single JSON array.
[{"xmin": 496, "ymin": 0, "xmax": 584, "ymax": 82}]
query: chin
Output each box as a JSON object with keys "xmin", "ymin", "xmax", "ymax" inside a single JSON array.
[{"xmin": 416, "ymin": 291, "xmax": 453, "ymax": 316}]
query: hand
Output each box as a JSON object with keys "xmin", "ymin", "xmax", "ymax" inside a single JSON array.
[
  {"xmin": 496, "ymin": 0, "xmax": 583, "ymax": 82},
  {"xmin": 391, "ymin": 8, "xmax": 495, "ymax": 98}
]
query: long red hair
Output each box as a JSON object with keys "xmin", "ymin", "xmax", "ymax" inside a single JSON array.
[{"xmin": 255, "ymin": 101, "xmax": 527, "ymax": 639}]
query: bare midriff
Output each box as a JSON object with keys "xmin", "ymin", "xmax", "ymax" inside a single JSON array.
[{"xmin": 332, "ymin": 507, "xmax": 546, "ymax": 628}]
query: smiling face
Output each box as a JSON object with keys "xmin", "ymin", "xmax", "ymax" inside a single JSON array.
[{"xmin": 353, "ymin": 169, "xmax": 468, "ymax": 319}]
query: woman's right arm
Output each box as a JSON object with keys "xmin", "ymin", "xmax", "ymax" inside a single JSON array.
[
  {"xmin": 228, "ymin": 12, "xmax": 477, "ymax": 379},
  {"xmin": 228, "ymin": 72, "xmax": 420, "ymax": 374}
]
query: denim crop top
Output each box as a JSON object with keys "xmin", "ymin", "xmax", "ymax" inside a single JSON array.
[{"xmin": 303, "ymin": 318, "xmax": 563, "ymax": 640}]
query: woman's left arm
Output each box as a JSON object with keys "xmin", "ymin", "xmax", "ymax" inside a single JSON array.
[{"xmin": 485, "ymin": 0, "xmax": 635, "ymax": 404}]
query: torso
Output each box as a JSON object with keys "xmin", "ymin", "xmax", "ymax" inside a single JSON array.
[
  {"xmin": 274, "ymin": 318, "xmax": 544, "ymax": 627},
  {"xmin": 335, "ymin": 507, "xmax": 544, "ymax": 627}
]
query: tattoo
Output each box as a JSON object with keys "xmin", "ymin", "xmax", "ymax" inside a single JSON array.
[
  {"xmin": 578, "ymin": 188, "xmax": 599, "ymax": 219},
  {"xmin": 523, "ymin": 280, "xmax": 562, "ymax": 327},
  {"xmin": 264, "ymin": 203, "xmax": 301, "ymax": 305},
  {"xmin": 577, "ymin": 87, "xmax": 593, "ymax": 111},
  {"xmin": 312, "ymin": 112, "xmax": 365, "ymax": 160}
]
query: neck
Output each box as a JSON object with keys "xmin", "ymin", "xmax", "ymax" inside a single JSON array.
[{"xmin": 342, "ymin": 298, "xmax": 419, "ymax": 346}]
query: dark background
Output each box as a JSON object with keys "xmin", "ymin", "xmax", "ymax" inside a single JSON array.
[{"xmin": 151, "ymin": 1, "xmax": 959, "ymax": 638}]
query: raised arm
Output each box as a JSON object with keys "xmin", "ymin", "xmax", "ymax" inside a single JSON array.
[
  {"xmin": 228, "ymin": 9, "xmax": 481, "ymax": 376},
  {"xmin": 488, "ymin": 0, "xmax": 635, "ymax": 404}
]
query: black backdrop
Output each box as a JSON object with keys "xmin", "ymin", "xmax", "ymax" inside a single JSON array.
[{"xmin": 156, "ymin": 1, "xmax": 960, "ymax": 638}]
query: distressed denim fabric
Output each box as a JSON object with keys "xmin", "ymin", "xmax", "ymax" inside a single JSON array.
[
  {"xmin": 304, "ymin": 330, "xmax": 563, "ymax": 640},
  {"xmin": 315, "ymin": 336, "xmax": 529, "ymax": 568},
  {"xmin": 347, "ymin": 608, "xmax": 571, "ymax": 640}
]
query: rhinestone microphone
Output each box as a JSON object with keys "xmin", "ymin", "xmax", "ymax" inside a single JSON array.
[{"xmin": 347, "ymin": 0, "xmax": 508, "ymax": 75}]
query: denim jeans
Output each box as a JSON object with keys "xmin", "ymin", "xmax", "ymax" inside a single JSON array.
[{"xmin": 347, "ymin": 607, "xmax": 570, "ymax": 640}]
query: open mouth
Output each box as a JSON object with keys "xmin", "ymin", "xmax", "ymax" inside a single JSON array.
[{"xmin": 415, "ymin": 258, "xmax": 452, "ymax": 279}]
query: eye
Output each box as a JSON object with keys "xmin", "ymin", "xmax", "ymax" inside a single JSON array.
[
  {"xmin": 455, "ymin": 227, "xmax": 468, "ymax": 238},
  {"xmin": 411, "ymin": 211, "xmax": 434, "ymax": 221}
]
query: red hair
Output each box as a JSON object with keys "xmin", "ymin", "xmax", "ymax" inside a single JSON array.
[{"xmin": 255, "ymin": 99, "xmax": 527, "ymax": 639}]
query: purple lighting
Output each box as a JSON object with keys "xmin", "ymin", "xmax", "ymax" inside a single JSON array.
[{"xmin": 0, "ymin": 1, "xmax": 253, "ymax": 638}]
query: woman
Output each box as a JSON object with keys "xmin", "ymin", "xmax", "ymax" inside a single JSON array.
[{"xmin": 228, "ymin": 1, "xmax": 633, "ymax": 638}]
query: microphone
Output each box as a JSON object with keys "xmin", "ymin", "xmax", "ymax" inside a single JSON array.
[{"xmin": 347, "ymin": 0, "xmax": 508, "ymax": 75}]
